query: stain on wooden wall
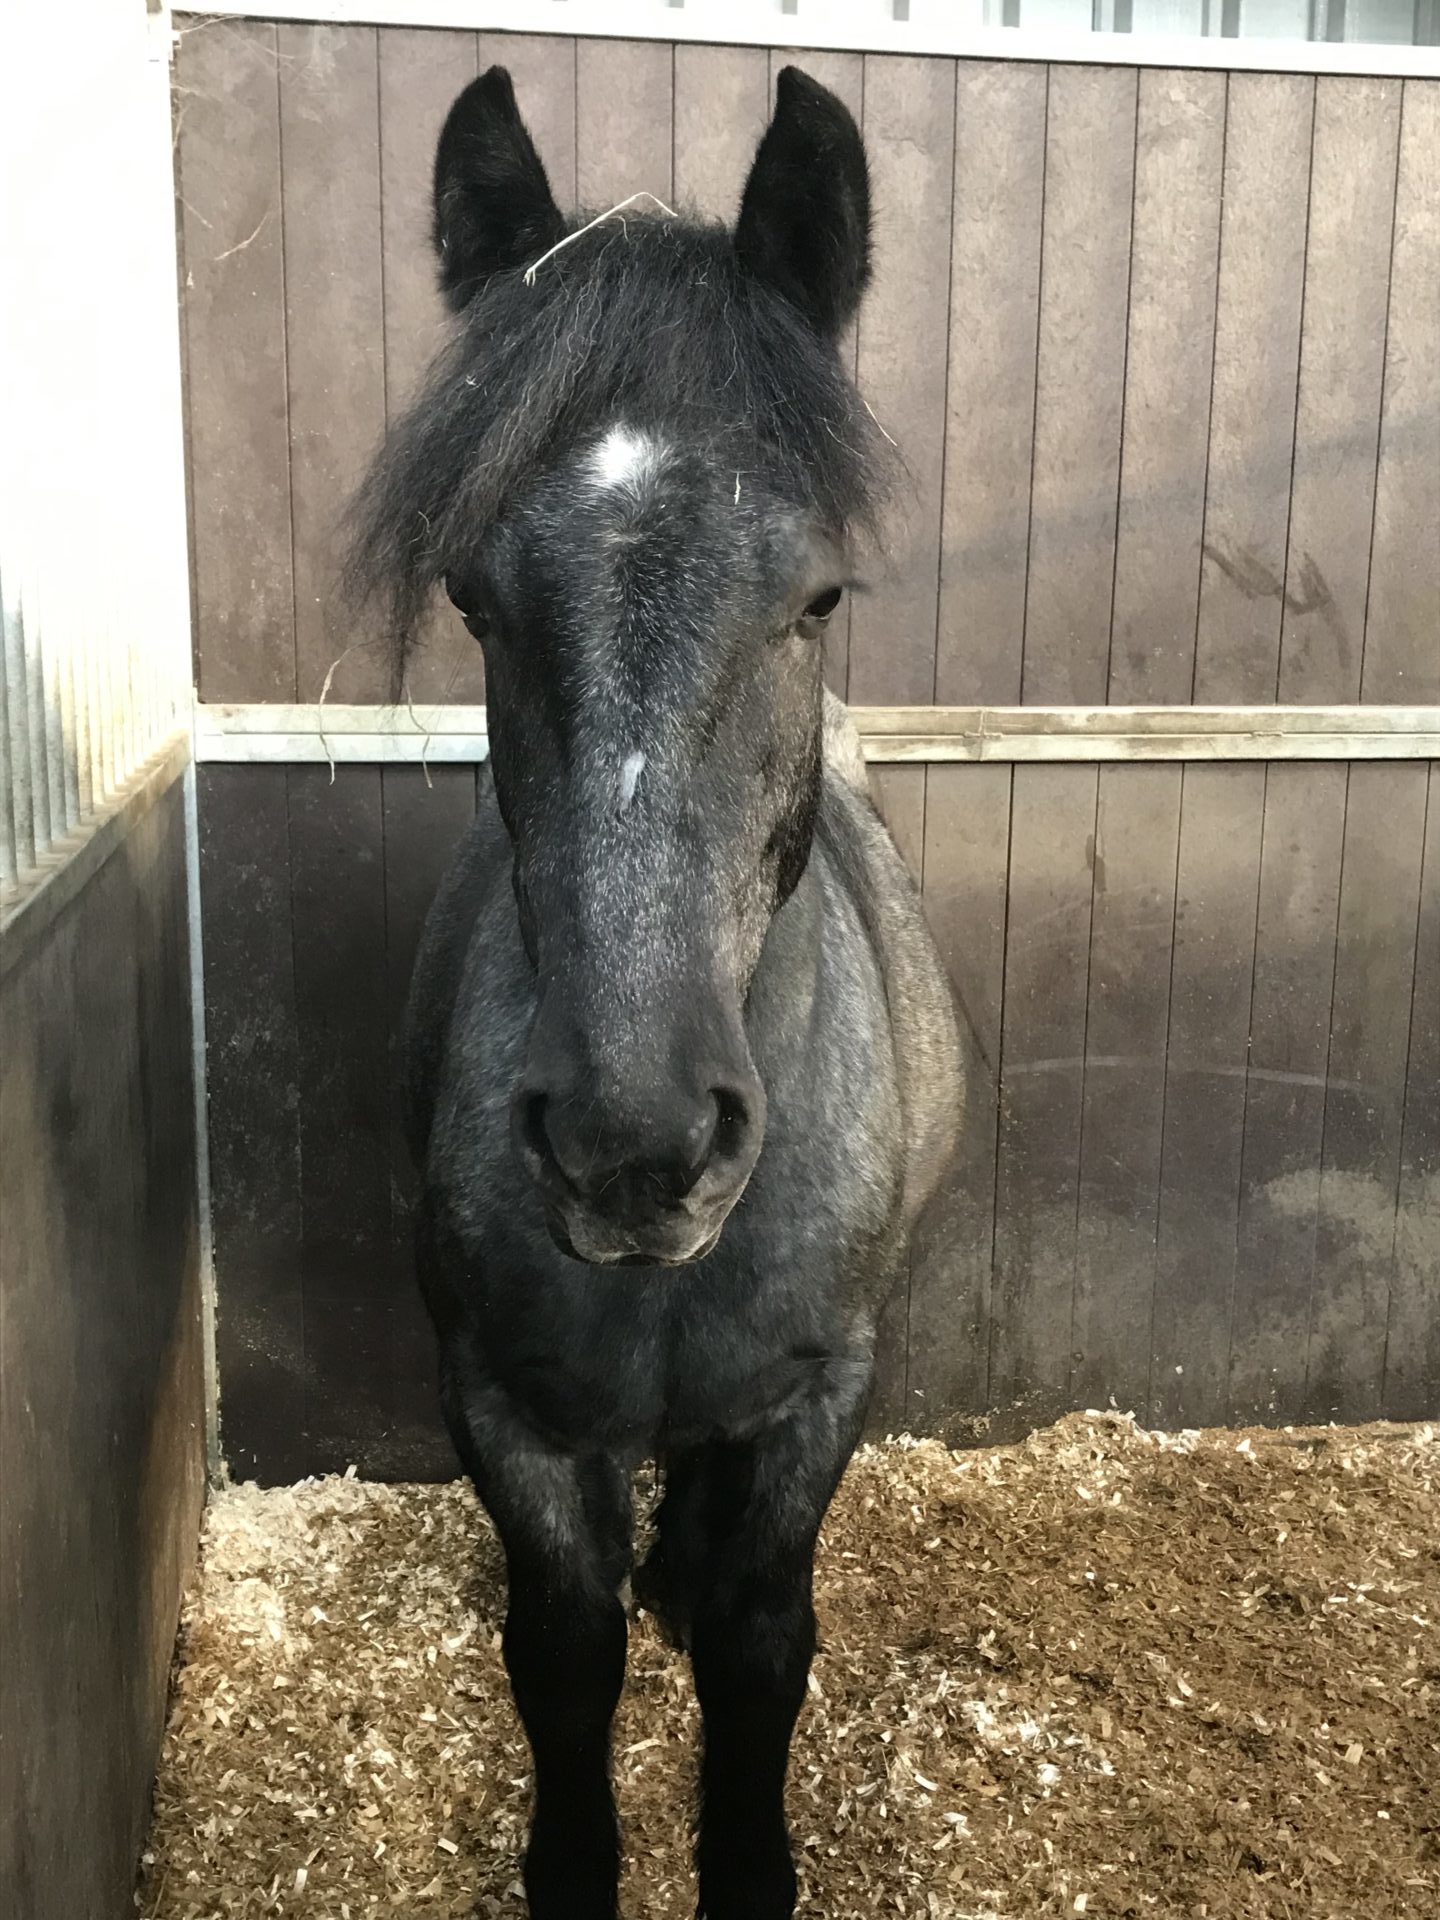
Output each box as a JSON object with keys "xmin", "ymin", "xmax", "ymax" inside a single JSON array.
[
  {"xmin": 199, "ymin": 758, "xmax": 1438, "ymax": 1479},
  {"xmin": 174, "ymin": 26, "xmax": 1440, "ymax": 712}
]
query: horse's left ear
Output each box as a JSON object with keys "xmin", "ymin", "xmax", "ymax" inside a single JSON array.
[
  {"xmin": 432, "ymin": 67, "xmax": 566, "ymax": 309},
  {"xmin": 733, "ymin": 67, "xmax": 871, "ymax": 342}
]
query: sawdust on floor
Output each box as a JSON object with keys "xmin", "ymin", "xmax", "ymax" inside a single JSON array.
[{"xmin": 137, "ymin": 1412, "xmax": 1439, "ymax": 1920}]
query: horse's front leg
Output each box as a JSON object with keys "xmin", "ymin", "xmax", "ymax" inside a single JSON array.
[
  {"xmin": 689, "ymin": 1361, "xmax": 870, "ymax": 1920},
  {"xmin": 439, "ymin": 1358, "xmax": 631, "ymax": 1920}
]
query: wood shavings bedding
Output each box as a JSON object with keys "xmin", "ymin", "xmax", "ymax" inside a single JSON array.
[{"xmin": 137, "ymin": 1412, "xmax": 1439, "ymax": 1919}]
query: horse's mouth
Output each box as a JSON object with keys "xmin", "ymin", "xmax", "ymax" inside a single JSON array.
[{"xmin": 545, "ymin": 1210, "xmax": 725, "ymax": 1270}]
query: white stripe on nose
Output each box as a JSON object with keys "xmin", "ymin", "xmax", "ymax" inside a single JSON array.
[{"xmin": 618, "ymin": 750, "xmax": 645, "ymax": 810}]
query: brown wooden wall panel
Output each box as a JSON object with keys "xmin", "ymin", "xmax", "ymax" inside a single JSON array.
[
  {"xmin": 1107, "ymin": 70, "xmax": 1225, "ymax": 704},
  {"xmin": 176, "ymin": 34, "xmax": 1437, "ymax": 710},
  {"xmin": 199, "ymin": 756, "xmax": 1440, "ymax": 1477},
  {"xmin": 1307, "ymin": 764, "xmax": 1429, "ymax": 1422},
  {"xmin": 199, "ymin": 765, "xmax": 306, "ymax": 1481},
  {"xmin": 1192, "ymin": 73, "xmax": 1313, "ymax": 705},
  {"xmin": 1150, "ymin": 764, "xmax": 1266, "ymax": 1428},
  {"xmin": 1277, "ymin": 77, "xmax": 1403, "ymax": 705},
  {"xmin": 287, "ymin": 766, "xmax": 397, "ymax": 1468},
  {"xmin": 1, "ymin": 776, "xmax": 204, "ymax": 1914},
  {"xmin": 379, "ymin": 29, "xmax": 477, "ymax": 421},
  {"xmin": 176, "ymin": 20, "xmax": 295, "ymax": 701},
  {"xmin": 989, "ymin": 765, "xmax": 1097, "ymax": 1433},
  {"xmin": 278, "ymin": 25, "xmax": 389, "ymax": 705},
  {"xmin": 849, "ymin": 55, "xmax": 956, "ymax": 707},
  {"xmin": 576, "ymin": 37, "xmax": 672, "ymax": 204},
  {"xmin": 481, "ymin": 30, "xmax": 579, "ymax": 210},
  {"xmin": 674, "ymin": 43, "xmax": 769, "ymax": 222},
  {"xmin": 909, "ymin": 763, "xmax": 1011, "ymax": 1438},
  {"xmin": 1021, "ymin": 66, "xmax": 1137, "ymax": 705},
  {"xmin": 200, "ymin": 763, "xmax": 478, "ymax": 1481},
  {"xmin": 936, "ymin": 61, "xmax": 1046, "ymax": 706},
  {"xmin": 1070, "ymin": 765, "xmax": 1182, "ymax": 1416},
  {"xmin": 1386, "ymin": 764, "xmax": 1439, "ymax": 1420},
  {"xmin": 1227, "ymin": 763, "xmax": 1346, "ymax": 1425},
  {"xmin": 377, "ymin": 29, "xmax": 487, "ymax": 707},
  {"xmin": 1363, "ymin": 80, "xmax": 1440, "ymax": 705}
]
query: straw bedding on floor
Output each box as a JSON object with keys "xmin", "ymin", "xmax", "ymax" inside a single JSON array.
[{"xmin": 138, "ymin": 1412, "xmax": 1438, "ymax": 1919}]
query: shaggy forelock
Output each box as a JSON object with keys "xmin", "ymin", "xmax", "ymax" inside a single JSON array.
[{"xmin": 345, "ymin": 216, "xmax": 891, "ymax": 698}]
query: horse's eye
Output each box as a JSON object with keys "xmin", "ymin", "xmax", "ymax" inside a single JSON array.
[
  {"xmin": 445, "ymin": 577, "xmax": 491, "ymax": 640},
  {"xmin": 804, "ymin": 587, "xmax": 843, "ymax": 622}
]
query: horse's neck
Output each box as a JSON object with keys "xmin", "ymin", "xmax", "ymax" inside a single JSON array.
[{"xmin": 821, "ymin": 690, "xmax": 871, "ymax": 801}]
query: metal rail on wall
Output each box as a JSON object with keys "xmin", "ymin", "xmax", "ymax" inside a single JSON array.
[{"xmin": 194, "ymin": 702, "xmax": 1440, "ymax": 765}]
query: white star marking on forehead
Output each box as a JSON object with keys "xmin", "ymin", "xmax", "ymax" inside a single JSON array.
[{"xmin": 588, "ymin": 425, "xmax": 665, "ymax": 495}]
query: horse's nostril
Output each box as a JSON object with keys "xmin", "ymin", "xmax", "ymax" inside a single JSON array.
[
  {"xmin": 517, "ymin": 1090, "xmax": 557, "ymax": 1176},
  {"xmin": 711, "ymin": 1085, "xmax": 755, "ymax": 1167},
  {"xmin": 678, "ymin": 1099, "xmax": 719, "ymax": 1184}
]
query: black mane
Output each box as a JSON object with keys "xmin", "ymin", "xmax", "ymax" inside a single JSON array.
[{"xmin": 346, "ymin": 214, "xmax": 890, "ymax": 697}]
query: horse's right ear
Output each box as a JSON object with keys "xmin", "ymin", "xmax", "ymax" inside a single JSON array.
[
  {"xmin": 433, "ymin": 67, "xmax": 566, "ymax": 309},
  {"xmin": 734, "ymin": 67, "xmax": 871, "ymax": 342}
]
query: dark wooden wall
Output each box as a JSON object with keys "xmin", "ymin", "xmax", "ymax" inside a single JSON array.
[
  {"xmin": 0, "ymin": 773, "xmax": 206, "ymax": 1915},
  {"xmin": 174, "ymin": 24, "xmax": 1440, "ymax": 712},
  {"xmin": 199, "ymin": 756, "xmax": 1438, "ymax": 1480}
]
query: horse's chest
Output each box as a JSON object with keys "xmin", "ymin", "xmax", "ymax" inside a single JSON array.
[{"xmin": 499, "ymin": 1267, "xmax": 828, "ymax": 1455}]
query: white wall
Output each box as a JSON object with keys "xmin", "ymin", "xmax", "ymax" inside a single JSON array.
[{"xmin": 0, "ymin": 1, "xmax": 192, "ymax": 900}]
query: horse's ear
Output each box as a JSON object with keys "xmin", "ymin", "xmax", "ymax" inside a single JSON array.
[
  {"xmin": 733, "ymin": 67, "xmax": 871, "ymax": 341},
  {"xmin": 433, "ymin": 67, "xmax": 565, "ymax": 309}
]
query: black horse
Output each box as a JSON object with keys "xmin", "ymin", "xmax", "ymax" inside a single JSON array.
[{"xmin": 349, "ymin": 65, "xmax": 961, "ymax": 1920}]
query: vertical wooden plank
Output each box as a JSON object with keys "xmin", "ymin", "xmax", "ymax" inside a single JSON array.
[
  {"xmin": 1362, "ymin": 81, "xmax": 1440, "ymax": 704},
  {"xmin": 197, "ymin": 766, "xmax": 306, "ymax": 1483},
  {"xmin": 381, "ymin": 764, "xmax": 477, "ymax": 1476},
  {"xmin": 1150, "ymin": 765, "xmax": 1265, "ymax": 1428},
  {"xmin": 871, "ymin": 763, "xmax": 926, "ymax": 885},
  {"xmin": 378, "ymin": 28, "xmax": 484, "ymax": 708},
  {"xmin": 1193, "ymin": 74, "xmax": 1312, "ymax": 705},
  {"xmin": 1385, "ymin": 764, "xmax": 1439, "ymax": 1420},
  {"xmin": 1107, "ymin": 71, "xmax": 1226, "ymax": 704},
  {"xmin": 378, "ymin": 29, "xmax": 478, "ymax": 422},
  {"xmin": 175, "ymin": 20, "xmax": 296, "ymax": 702},
  {"xmin": 770, "ymin": 50, "xmax": 864, "ymax": 699},
  {"xmin": 990, "ymin": 766, "xmax": 1097, "ymax": 1437},
  {"xmin": 576, "ymin": 39, "xmax": 672, "ymax": 206},
  {"xmin": 868, "ymin": 764, "xmax": 927, "ymax": 1432},
  {"xmin": 935, "ymin": 61, "xmax": 1046, "ymax": 707},
  {"xmin": 278, "ymin": 25, "xmax": 389, "ymax": 705},
  {"xmin": 849, "ymin": 55, "xmax": 956, "ymax": 708},
  {"xmin": 674, "ymin": 44, "xmax": 768, "ymax": 223},
  {"xmin": 1277, "ymin": 77, "xmax": 1402, "ymax": 705},
  {"xmin": 1307, "ymin": 764, "xmax": 1428, "ymax": 1423},
  {"xmin": 909, "ymin": 764, "xmax": 1012, "ymax": 1439},
  {"xmin": 1071, "ymin": 766, "xmax": 1182, "ymax": 1417},
  {"xmin": 1227, "ymin": 763, "xmax": 1346, "ymax": 1425},
  {"xmin": 287, "ymin": 766, "xmax": 395, "ymax": 1474},
  {"xmin": 1021, "ymin": 65, "xmax": 1137, "ymax": 706},
  {"xmin": 478, "ymin": 31, "xmax": 579, "ymax": 213}
]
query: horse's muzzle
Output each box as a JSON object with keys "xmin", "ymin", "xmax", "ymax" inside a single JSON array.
[{"xmin": 514, "ymin": 1068, "xmax": 763, "ymax": 1269}]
